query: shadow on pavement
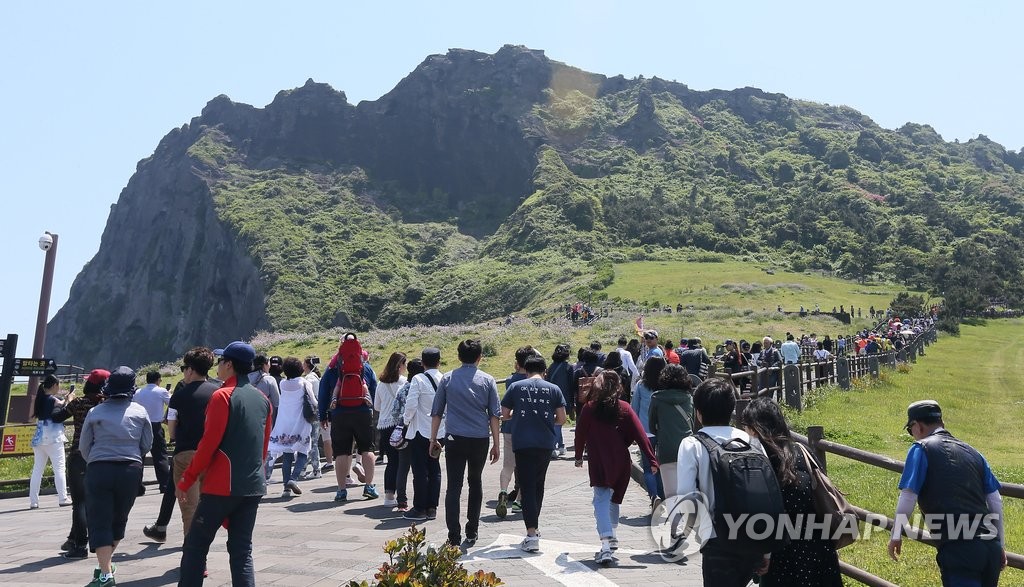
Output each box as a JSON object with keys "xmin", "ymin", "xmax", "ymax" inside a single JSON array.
[
  {"xmin": 115, "ymin": 568, "xmax": 179, "ymax": 586},
  {"xmin": 0, "ymin": 555, "xmax": 72, "ymax": 575}
]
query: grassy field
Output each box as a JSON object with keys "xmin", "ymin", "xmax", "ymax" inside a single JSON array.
[{"xmin": 787, "ymin": 319, "xmax": 1024, "ymax": 586}]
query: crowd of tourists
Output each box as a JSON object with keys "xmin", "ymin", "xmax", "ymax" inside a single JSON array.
[{"xmin": 26, "ymin": 316, "xmax": 1004, "ymax": 587}]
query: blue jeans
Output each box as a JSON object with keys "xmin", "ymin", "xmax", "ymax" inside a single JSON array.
[
  {"xmin": 307, "ymin": 424, "xmax": 322, "ymax": 473},
  {"xmin": 179, "ymin": 494, "xmax": 261, "ymax": 587},
  {"xmin": 592, "ymin": 487, "xmax": 620, "ymax": 539},
  {"xmin": 554, "ymin": 424, "xmax": 564, "ymax": 449},
  {"xmin": 640, "ymin": 435, "xmax": 664, "ymax": 499},
  {"xmin": 280, "ymin": 453, "xmax": 308, "ymax": 485}
]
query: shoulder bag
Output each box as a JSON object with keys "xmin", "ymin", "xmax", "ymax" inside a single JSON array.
[{"xmin": 796, "ymin": 442, "xmax": 859, "ymax": 549}]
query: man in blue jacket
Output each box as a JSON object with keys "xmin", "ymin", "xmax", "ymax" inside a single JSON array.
[{"xmin": 318, "ymin": 346, "xmax": 379, "ymax": 501}]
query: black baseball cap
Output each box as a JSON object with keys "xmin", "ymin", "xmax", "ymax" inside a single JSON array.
[{"xmin": 905, "ymin": 400, "xmax": 942, "ymax": 428}]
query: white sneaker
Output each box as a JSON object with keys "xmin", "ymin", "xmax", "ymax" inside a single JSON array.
[
  {"xmin": 383, "ymin": 497, "xmax": 398, "ymax": 507},
  {"xmin": 345, "ymin": 476, "xmax": 359, "ymax": 488},
  {"xmin": 519, "ymin": 535, "xmax": 540, "ymax": 553},
  {"xmin": 551, "ymin": 449, "xmax": 559, "ymax": 459},
  {"xmin": 352, "ymin": 461, "xmax": 366, "ymax": 483},
  {"xmin": 558, "ymin": 446, "xmax": 567, "ymax": 456},
  {"xmin": 285, "ymin": 480, "xmax": 302, "ymax": 495},
  {"xmin": 608, "ymin": 537, "xmax": 619, "ymax": 551},
  {"xmin": 595, "ymin": 547, "xmax": 614, "ymax": 565}
]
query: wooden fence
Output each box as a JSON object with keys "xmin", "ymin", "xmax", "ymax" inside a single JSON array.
[
  {"xmin": 713, "ymin": 326, "xmax": 1022, "ymax": 585},
  {"xmin": 788, "ymin": 426, "xmax": 1024, "ymax": 585},
  {"xmin": 712, "ymin": 327, "xmax": 937, "ymax": 412}
]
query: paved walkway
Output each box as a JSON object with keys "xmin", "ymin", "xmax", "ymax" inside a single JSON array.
[{"xmin": 0, "ymin": 443, "xmax": 705, "ymax": 586}]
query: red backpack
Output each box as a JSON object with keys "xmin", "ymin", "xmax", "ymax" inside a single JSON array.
[{"xmin": 331, "ymin": 333, "xmax": 368, "ymax": 408}]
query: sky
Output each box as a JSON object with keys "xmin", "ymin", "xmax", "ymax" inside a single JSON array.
[{"xmin": 0, "ymin": 1, "xmax": 1020, "ymax": 364}]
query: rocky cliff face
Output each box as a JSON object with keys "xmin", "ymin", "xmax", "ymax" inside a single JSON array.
[
  {"xmin": 46, "ymin": 127, "xmax": 271, "ymax": 368},
  {"xmin": 48, "ymin": 45, "xmax": 1024, "ymax": 367}
]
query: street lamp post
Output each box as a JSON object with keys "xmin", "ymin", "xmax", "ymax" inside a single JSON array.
[{"xmin": 20, "ymin": 232, "xmax": 58, "ymax": 422}]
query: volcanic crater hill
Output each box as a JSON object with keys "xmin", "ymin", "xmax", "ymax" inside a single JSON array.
[{"xmin": 46, "ymin": 45, "xmax": 1024, "ymax": 368}]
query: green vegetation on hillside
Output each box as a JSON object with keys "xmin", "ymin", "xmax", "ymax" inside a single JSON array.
[{"xmin": 194, "ymin": 61, "xmax": 1024, "ymax": 336}]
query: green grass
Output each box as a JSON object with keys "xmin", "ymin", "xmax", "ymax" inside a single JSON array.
[
  {"xmin": 603, "ymin": 260, "xmax": 911, "ymax": 316},
  {"xmin": 787, "ymin": 319, "xmax": 1024, "ymax": 586}
]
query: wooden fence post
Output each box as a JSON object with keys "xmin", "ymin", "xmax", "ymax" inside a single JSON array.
[
  {"xmin": 734, "ymin": 398, "xmax": 749, "ymax": 426},
  {"xmin": 807, "ymin": 425, "xmax": 827, "ymax": 474},
  {"xmin": 868, "ymin": 355, "xmax": 880, "ymax": 379},
  {"xmin": 837, "ymin": 357, "xmax": 850, "ymax": 389},
  {"xmin": 783, "ymin": 364, "xmax": 802, "ymax": 411}
]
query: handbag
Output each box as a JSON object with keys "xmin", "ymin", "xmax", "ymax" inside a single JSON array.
[
  {"xmin": 796, "ymin": 443, "xmax": 859, "ymax": 549},
  {"xmin": 389, "ymin": 425, "xmax": 408, "ymax": 450},
  {"xmin": 301, "ymin": 384, "xmax": 318, "ymax": 424}
]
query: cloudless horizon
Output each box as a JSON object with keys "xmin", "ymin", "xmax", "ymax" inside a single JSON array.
[{"xmin": 1, "ymin": 1, "xmax": 1020, "ymax": 367}]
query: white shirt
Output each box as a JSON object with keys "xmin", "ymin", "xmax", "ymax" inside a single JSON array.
[
  {"xmin": 133, "ymin": 383, "xmax": 171, "ymax": 423},
  {"xmin": 676, "ymin": 425, "xmax": 764, "ymax": 540},
  {"xmin": 403, "ymin": 369, "xmax": 444, "ymax": 440},
  {"xmin": 374, "ymin": 377, "xmax": 407, "ymax": 430},
  {"xmin": 617, "ymin": 347, "xmax": 641, "ymax": 382}
]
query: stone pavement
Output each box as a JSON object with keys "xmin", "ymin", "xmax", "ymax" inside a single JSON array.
[{"xmin": 0, "ymin": 441, "xmax": 707, "ymax": 586}]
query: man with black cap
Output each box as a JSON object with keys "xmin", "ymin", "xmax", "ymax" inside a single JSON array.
[
  {"xmin": 177, "ymin": 341, "xmax": 273, "ymax": 587},
  {"xmin": 889, "ymin": 400, "xmax": 1006, "ymax": 586},
  {"xmin": 79, "ymin": 366, "xmax": 153, "ymax": 586},
  {"xmin": 52, "ymin": 368, "xmax": 110, "ymax": 559}
]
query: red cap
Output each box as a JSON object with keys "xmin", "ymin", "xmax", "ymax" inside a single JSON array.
[{"xmin": 85, "ymin": 369, "xmax": 111, "ymax": 386}]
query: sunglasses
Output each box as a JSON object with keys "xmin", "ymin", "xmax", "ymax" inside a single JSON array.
[
  {"xmin": 180, "ymin": 364, "xmax": 189, "ymax": 372},
  {"xmin": 905, "ymin": 422, "xmax": 915, "ymax": 435}
]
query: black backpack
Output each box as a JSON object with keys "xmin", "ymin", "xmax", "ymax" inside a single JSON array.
[{"xmin": 694, "ymin": 432, "xmax": 787, "ymax": 555}]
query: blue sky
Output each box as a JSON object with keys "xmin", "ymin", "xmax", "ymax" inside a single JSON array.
[{"xmin": 0, "ymin": 1, "xmax": 1019, "ymax": 365}]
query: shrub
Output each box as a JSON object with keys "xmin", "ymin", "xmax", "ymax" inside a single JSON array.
[{"xmin": 347, "ymin": 526, "xmax": 502, "ymax": 587}]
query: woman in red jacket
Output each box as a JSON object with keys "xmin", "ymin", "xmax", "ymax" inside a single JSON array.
[{"xmin": 575, "ymin": 371, "xmax": 658, "ymax": 565}]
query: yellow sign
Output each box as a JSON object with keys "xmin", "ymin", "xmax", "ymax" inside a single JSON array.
[{"xmin": 0, "ymin": 424, "xmax": 68, "ymax": 457}]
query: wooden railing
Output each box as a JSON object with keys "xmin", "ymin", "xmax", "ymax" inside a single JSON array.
[
  {"xmin": 713, "ymin": 328, "xmax": 937, "ymax": 412},
  {"xmin": 790, "ymin": 426, "xmax": 1024, "ymax": 585}
]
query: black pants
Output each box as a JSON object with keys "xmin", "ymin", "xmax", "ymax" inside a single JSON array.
[
  {"xmin": 936, "ymin": 538, "xmax": 1003, "ymax": 587},
  {"xmin": 700, "ymin": 538, "xmax": 764, "ymax": 587},
  {"xmin": 156, "ymin": 469, "xmax": 177, "ymax": 527},
  {"xmin": 408, "ymin": 434, "xmax": 440, "ymax": 512},
  {"xmin": 444, "ymin": 435, "xmax": 489, "ymax": 543},
  {"xmin": 514, "ymin": 447, "xmax": 552, "ymax": 530},
  {"xmin": 86, "ymin": 461, "xmax": 143, "ymax": 550},
  {"xmin": 148, "ymin": 423, "xmax": 171, "ymax": 492},
  {"xmin": 380, "ymin": 426, "xmax": 400, "ymax": 494},
  {"xmin": 395, "ymin": 444, "xmax": 411, "ymax": 505},
  {"xmin": 66, "ymin": 450, "xmax": 88, "ymax": 547},
  {"xmin": 179, "ymin": 494, "xmax": 261, "ymax": 587}
]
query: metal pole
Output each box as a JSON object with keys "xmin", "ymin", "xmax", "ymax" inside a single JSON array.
[{"xmin": 21, "ymin": 233, "xmax": 58, "ymax": 423}]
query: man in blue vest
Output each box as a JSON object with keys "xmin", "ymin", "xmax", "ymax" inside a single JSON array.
[{"xmin": 889, "ymin": 400, "xmax": 1006, "ymax": 586}]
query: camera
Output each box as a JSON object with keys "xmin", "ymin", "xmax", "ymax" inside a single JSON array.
[
  {"xmin": 309, "ymin": 356, "xmax": 320, "ymax": 365},
  {"xmin": 38, "ymin": 233, "xmax": 53, "ymax": 251}
]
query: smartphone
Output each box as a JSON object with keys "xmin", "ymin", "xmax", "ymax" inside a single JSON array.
[{"xmin": 429, "ymin": 442, "xmax": 443, "ymax": 459}]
